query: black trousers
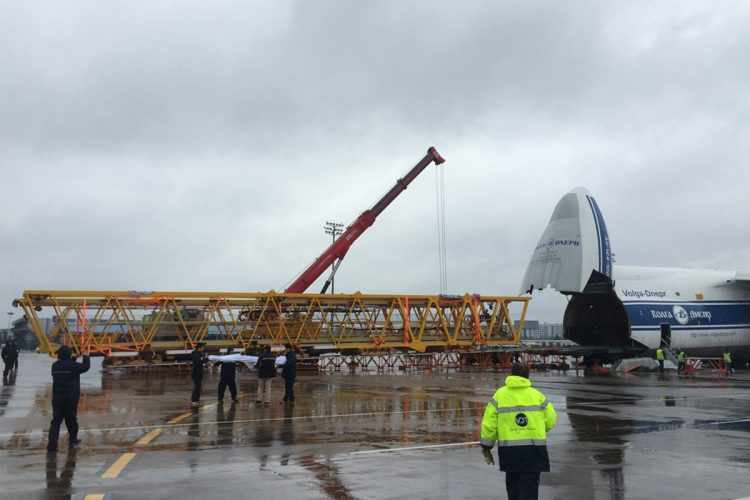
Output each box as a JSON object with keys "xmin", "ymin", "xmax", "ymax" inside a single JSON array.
[
  {"xmin": 191, "ymin": 375, "xmax": 203, "ymax": 403},
  {"xmin": 505, "ymin": 471, "xmax": 541, "ymax": 500},
  {"xmin": 48, "ymin": 396, "xmax": 78, "ymax": 450},
  {"xmin": 3, "ymin": 359, "xmax": 17, "ymax": 377},
  {"xmin": 283, "ymin": 376, "xmax": 295, "ymax": 402},
  {"xmin": 218, "ymin": 379, "xmax": 237, "ymax": 401}
]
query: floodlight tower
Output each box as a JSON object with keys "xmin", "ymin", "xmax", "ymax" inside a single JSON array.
[{"xmin": 323, "ymin": 221, "xmax": 344, "ymax": 293}]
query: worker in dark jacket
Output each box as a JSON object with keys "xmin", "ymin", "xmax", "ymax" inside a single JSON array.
[
  {"xmin": 282, "ymin": 344, "xmax": 297, "ymax": 403},
  {"xmin": 191, "ymin": 343, "xmax": 206, "ymax": 406},
  {"xmin": 9, "ymin": 339, "xmax": 19, "ymax": 372},
  {"xmin": 217, "ymin": 360, "xmax": 239, "ymax": 403},
  {"xmin": 48, "ymin": 346, "xmax": 90, "ymax": 452},
  {"xmin": 256, "ymin": 346, "xmax": 276, "ymax": 404},
  {"xmin": 2, "ymin": 339, "xmax": 19, "ymax": 379}
]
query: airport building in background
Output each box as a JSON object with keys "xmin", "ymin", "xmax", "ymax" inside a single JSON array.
[{"xmin": 515, "ymin": 320, "xmax": 564, "ymax": 340}]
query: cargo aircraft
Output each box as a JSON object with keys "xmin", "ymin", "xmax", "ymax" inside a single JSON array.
[{"xmin": 521, "ymin": 188, "xmax": 750, "ymax": 359}]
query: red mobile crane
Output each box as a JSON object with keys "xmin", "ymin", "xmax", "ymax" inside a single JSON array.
[{"xmin": 285, "ymin": 147, "xmax": 446, "ymax": 294}]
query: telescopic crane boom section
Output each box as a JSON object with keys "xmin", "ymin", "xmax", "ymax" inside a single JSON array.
[{"xmin": 284, "ymin": 147, "xmax": 446, "ymax": 294}]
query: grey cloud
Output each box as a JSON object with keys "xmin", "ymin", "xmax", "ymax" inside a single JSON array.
[{"xmin": 1, "ymin": 1, "xmax": 749, "ymax": 324}]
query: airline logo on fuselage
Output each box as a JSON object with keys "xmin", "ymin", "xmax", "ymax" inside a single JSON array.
[
  {"xmin": 622, "ymin": 289, "xmax": 667, "ymax": 299},
  {"xmin": 648, "ymin": 307, "xmax": 712, "ymax": 324},
  {"xmin": 673, "ymin": 305, "xmax": 689, "ymax": 325},
  {"xmin": 535, "ymin": 238, "xmax": 580, "ymax": 251}
]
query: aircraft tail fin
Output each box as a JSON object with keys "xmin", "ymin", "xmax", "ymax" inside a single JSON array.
[{"xmin": 520, "ymin": 188, "xmax": 613, "ymax": 294}]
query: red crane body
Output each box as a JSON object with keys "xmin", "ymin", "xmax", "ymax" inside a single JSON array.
[{"xmin": 285, "ymin": 147, "xmax": 446, "ymax": 294}]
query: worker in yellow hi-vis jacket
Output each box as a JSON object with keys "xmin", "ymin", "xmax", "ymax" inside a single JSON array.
[{"xmin": 480, "ymin": 363, "xmax": 557, "ymax": 500}]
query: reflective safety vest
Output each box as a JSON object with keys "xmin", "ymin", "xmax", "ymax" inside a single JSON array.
[
  {"xmin": 677, "ymin": 352, "xmax": 685, "ymax": 362},
  {"xmin": 480, "ymin": 375, "xmax": 557, "ymax": 472},
  {"xmin": 656, "ymin": 348, "xmax": 664, "ymax": 361},
  {"xmin": 724, "ymin": 352, "xmax": 732, "ymax": 364}
]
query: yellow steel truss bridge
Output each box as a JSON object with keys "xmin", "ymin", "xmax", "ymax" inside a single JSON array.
[{"xmin": 14, "ymin": 290, "xmax": 529, "ymax": 356}]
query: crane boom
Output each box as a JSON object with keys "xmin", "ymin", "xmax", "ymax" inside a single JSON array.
[{"xmin": 285, "ymin": 147, "xmax": 446, "ymax": 294}]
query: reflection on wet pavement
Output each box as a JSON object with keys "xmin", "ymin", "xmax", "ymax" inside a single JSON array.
[
  {"xmin": 2, "ymin": 354, "xmax": 750, "ymax": 499},
  {"xmin": 298, "ymin": 454, "xmax": 356, "ymax": 500},
  {"xmin": 1, "ymin": 375, "xmax": 17, "ymax": 417},
  {"xmin": 45, "ymin": 449, "xmax": 77, "ymax": 500},
  {"xmin": 216, "ymin": 402, "xmax": 236, "ymax": 447}
]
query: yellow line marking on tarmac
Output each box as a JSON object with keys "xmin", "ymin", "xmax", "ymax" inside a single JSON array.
[
  {"xmin": 166, "ymin": 398, "xmax": 228, "ymax": 422},
  {"xmin": 102, "ymin": 452, "xmax": 136, "ymax": 479},
  {"xmin": 135, "ymin": 428, "xmax": 163, "ymax": 446},
  {"xmin": 93, "ymin": 396, "xmax": 243, "ymax": 486},
  {"xmin": 167, "ymin": 412, "xmax": 193, "ymax": 424},
  {"xmin": 84, "ymin": 495, "xmax": 105, "ymax": 500}
]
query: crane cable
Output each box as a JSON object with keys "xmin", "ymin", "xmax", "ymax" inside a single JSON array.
[
  {"xmin": 441, "ymin": 164, "xmax": 448, "ymax": 293},
  {"xmin": 435, "ymin": 164, "xmax": 448, "ymax": 294}
]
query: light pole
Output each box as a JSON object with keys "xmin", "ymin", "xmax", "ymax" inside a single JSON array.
[{"xmin": 324, "ymin": 221, "xmax": 344, "ymax": 293}]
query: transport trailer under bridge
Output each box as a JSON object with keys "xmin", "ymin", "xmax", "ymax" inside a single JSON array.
[{"xmin": 14, "ymin": 290, "xmax": 529, "ymax": 357}]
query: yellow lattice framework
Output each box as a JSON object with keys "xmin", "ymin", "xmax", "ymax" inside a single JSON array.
[{"xmin": 14, "ymin": 290, "xmax": 529, "ymax": 356}]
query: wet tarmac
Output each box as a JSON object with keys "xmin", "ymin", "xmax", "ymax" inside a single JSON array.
[{"xmin": 2, "ymin": 353, "xmax": 750, "ymax": 500}]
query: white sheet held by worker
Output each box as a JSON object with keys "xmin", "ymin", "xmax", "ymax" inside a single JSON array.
[{"xmin": 208, "ymin": 353, "xmax": 286, "ymax": 370}]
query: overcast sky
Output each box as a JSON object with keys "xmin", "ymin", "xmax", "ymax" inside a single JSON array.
[{"xmin": 2, "ymin": 1, "xmax": 749, "ymax": 324}]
